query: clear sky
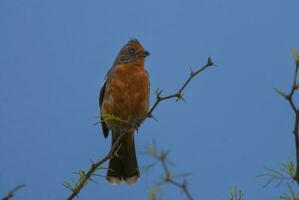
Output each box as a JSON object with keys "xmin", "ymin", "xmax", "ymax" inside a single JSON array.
[{"xmin": 1, "ymin": 0, "xmax": 299, "ymax": 199}]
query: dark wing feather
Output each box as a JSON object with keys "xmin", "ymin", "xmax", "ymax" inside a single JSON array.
[{"xmin": 99, "ymin": 81, "xmax": 109, "ymax": 138}]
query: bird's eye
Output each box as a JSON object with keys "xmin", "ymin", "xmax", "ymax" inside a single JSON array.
[{"xmin": 129, "ymin": 48, "xmax": 136, "ymax": 55}]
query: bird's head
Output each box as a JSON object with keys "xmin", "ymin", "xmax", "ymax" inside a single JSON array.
[{"xmin": 114, "ymin": 39, "xmax": 150, "ymax": 65}]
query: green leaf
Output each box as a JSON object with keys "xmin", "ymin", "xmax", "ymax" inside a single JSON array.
[
  {"xmin": 229, "ymin": 186, "xmax": 244, "ymax": 200},
  {"xmin": 146, "ymin": 145, "xmax": 158, "ymax": 158},
  {"xmin": 149, "ymin": 187, "xmax": 158, "ymax": 200},
  {"xmin": 63, "ymin": 181, "xmax": 74, "ymax": 191},
  {"xmin": 95, "ymin": 166, "xmax": 108, "ymax": 170},
  {"xmin": 79, "ymin": 170, "xmax": 85, "ymax": 177},
  {"xmin": 281, "ymin": 160, "xmax": 296, "ymax": 177},
  {"xmin": 280, "ymin": 183, "xmax": 299, "ymax": 200},
  {"xmin": 148, "ymin": 186, "xmax": 162, "ymax": 200},
  {"xmin": 291, "ymin": 48, "xmax": 299, "ymax": 62},
  {"xmin": 101, "ymin": 114, "xmax": 128, "ymax": 124}
]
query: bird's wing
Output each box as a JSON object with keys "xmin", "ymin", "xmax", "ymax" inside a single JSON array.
[{"xmin": 99, "ymin": 73, "xmax": 110, "ymax": 138}]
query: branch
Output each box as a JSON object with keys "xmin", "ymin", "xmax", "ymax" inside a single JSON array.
[
  {"xmin": 66, "ymin": 130, "xmax": 128, "ymax": 200},
  {"xmin": 146, "ymin": 144, "xmax": 193, "ymax": 200},
  {"xmin": 274, "ymin": 48, "xmax": 299, "ymax": 184},
  {"xmin": 160, "ymin": 155, "xmax": 193, "ymax": 200},
  {"xmin": 66, "ymin": 57, "xmax": 214, "ymax": 199},
  {"xmin": 147, "ymin": 56, "xmax": 214, "ymax": 118},
  {"xmin": 2, "ymin": 184, "xmax": 26, "ymax": 200}
]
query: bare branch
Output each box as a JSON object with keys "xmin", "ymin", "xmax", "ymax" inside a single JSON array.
[
  {"xmin": 272, "ymin": 48, "xmax": 299, "ymax": 184},
  {"xmin": 146, "ymin": 145, "xmax": 194, "ymax": 200},
  {"xmin": 66, "ymin": 130, "xmax": 128, "ymax": 200},
  {"xmin": 147, "ymin": 57, "xmax": 214, "ymax": 118},
  {"xmin": 160, "ymin": 158, "xmax": 194, "ymax": 200},
  {"xmin": 66, "ymin": 57, "xmax": 214, "ymax": 199},
  {"xmin": 2, "ymin": 184, "xmax": 26, "ymax": 200}
]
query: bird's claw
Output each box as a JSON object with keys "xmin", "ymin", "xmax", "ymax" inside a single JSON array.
[{"xmin": 131, "ymin": 119, "xmax": 142, "ymax": 133}]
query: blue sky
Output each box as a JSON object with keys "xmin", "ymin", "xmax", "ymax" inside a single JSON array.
[{"xmin": 0, "ymin": 0, "xmax": 299, "ymax": 199}]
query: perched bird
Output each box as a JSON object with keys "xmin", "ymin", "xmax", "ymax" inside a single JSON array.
[{"xmin": 99, "ymin": 39, "xmax": 150, "ymax": 184}]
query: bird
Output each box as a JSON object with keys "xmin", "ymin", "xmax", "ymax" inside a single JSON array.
[{"xmin": 99, "ymin": 39, "xmax": 150, "ymax": 185}]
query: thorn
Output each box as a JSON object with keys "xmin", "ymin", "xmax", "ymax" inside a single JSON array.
[
  {"xmin": 175, "ymin": 92, "xmax": 185, "ymax": 102},
  {"xmin": 89, "ymin": 159, "xmax": 95, "ymax": 165},
  {"xmin": 274, "ymin": 88, "xmax": 289, "ymax": 100},
  {"xmin": 180, "ymin": 95, "xmax": 186, "ymax": 102},
  {"xmin": 151, "ymin": 115, "xmax": 158, "ymax": 121},
  {"xmin": 148, "ymin": 113, "xmax": 158, "ymax": 121},
  {"xmin": 79, "ymin": 170, "xmax": 86, "ymax": 177},
  {"xmin": 155, "ymin": 88, "xmax": 161, "ymax": 95},
  {"xmin": 89, "ymin": 177, "xmax": 98, "ymax": 184},
  {"xmin": 188, "ymin": 65, "xmax": 194, "ymax": 76},
  {"xmin": 207, "ymin": 56, "xmax": 215, "ymax": 66},
  {"xmin": 155, "ymin": 88, "xmax": 163, "ymax": 99},
  {"xmin": 131, "ymin": 119, "xmax": 142, "ymax": 133},
  {"xmin": 93, "ymin": 121, "xmax": 101, "ymax": 126}
]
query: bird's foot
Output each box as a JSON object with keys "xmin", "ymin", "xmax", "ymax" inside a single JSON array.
[{"xmin": 131, "ymin": 119, "xmax": 142, "ymax": 133}]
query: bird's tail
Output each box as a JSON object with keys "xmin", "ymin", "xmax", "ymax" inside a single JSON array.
[{"xmin": 106, "ymin": 131, "xmax": 140, "ymax": 185}]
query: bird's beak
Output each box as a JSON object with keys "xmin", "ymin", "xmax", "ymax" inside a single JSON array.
[{"xmin": 139, "ymin": 50, "xmax": 150, "ymax": 58}]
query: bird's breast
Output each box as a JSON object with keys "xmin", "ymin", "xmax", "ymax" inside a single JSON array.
[{"xmin": 102, "ymin": 63, "xmax": 150, "ymax": 122}]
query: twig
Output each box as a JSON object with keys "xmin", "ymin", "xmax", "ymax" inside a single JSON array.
[
  {"xmin": 2, "ymin": 184, "xmax": 26, "ymax": 200},
  {"xmin": 66, "ymin": 57, "xmax": 214, "ymax": 199},
  {"xmin": 147, "ymin": 57, "xmax": 214, "ymax": 118},
  {"xmin": 160, "ymin": 156, "xmax": 194, "ymax": 200},
  {"xmin": 66, "ymin": 131, "xmax": 127, "ymax": 200},
  {"xmin": 145, "ymin": 144, "xmax": 193, "ymax": 200}
]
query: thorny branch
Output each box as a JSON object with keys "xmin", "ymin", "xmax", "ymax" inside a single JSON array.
[
  {"xmin": 2, "ymin": 184, "xmax": 26, "ymax": 200},
  {"xmin": 147, "ymin": 57, "xmax": 214, "ymax": 118},
  {"xmin": 274, "ymin": 49, "xmax": 299, "ymax": 184},
  {"xmin": 66, "ymin": 130, "xmax": 128, "ymax": 200},
  {"xmin": 160, "ymin": 160, "xmax": 193, "ymax": 200},
  {"xmin": 146, "ymin": 145, "xmax": 194, "ymax": 200},
  {"xmin": 66, "ymin": 57, "xmax": 214, "ymax": 199}
]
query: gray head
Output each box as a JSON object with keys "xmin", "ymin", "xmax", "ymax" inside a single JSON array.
[{"xmin": 113, "ymin": 39, "xmax": 150, "ymax": 65}]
